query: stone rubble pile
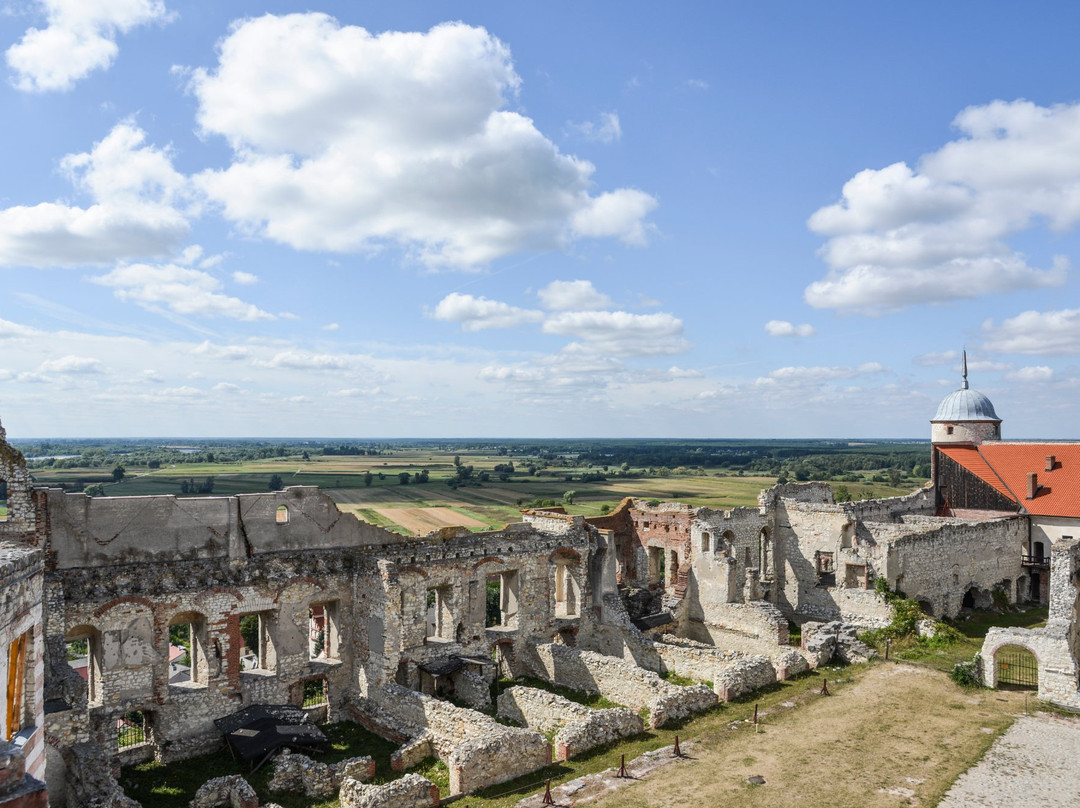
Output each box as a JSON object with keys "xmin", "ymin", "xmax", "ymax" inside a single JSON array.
[
  {"xmin": 268, "ymin": 749, "xmax": 375, "ymax": 799},
  {"xmin": 802, "ymin": 621, "xmax": 876, "ymax": 666}
]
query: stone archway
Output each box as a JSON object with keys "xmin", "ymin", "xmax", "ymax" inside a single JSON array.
[{"xmin": 982, "ymin": 635, "xmax": 1042, "ymax": 691}]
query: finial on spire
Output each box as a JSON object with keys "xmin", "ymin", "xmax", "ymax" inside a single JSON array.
[{"xmin": 961, "ymin": 348, "xmax": 968, "ymax": 390}]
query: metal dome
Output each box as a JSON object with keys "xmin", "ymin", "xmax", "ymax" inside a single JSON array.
[
  {"xmin": 932, "ymin": 350, "xmax": 1000, "ymax": 422},
  {"xmin": 933, "ymin": 388, "xmax": 1000, "ymax": 422}
]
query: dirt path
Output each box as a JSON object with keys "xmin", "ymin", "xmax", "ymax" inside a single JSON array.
[
  {"xmin": 591, "ymin": 664, "xmax": 1025, "ymax": 808},
  {"xmin": 940, "ymin": 711, "xmax": 1080, "ymax": 807}
]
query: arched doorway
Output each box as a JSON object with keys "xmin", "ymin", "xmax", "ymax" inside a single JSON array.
[{"xmin": 994, "ymin": 644, "xmax": 1038, "ymax": 690}]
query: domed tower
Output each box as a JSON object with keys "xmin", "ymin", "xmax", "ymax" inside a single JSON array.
[{"xmin": 931, "ymin": 350, "xmax": 1001, "ymax": 446}]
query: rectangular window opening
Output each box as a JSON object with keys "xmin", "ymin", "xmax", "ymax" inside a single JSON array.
[
  {"xmin": 309, "ymin": 602, "xmax": 339, "ymax": 660},
  {"xmin": 302, "ymin": 677, "xmax": 328, "ymax": 707},
  {"xmin": 117, "ymin": 710, "xmax": 150, "ymax": 750},
  {"xmin": 816, "ymin": 552, "xmax": 836, "ymax": 588},
  {"xmin": 239, "ymin": 613, "xmax": 274, "ymax": 671}
]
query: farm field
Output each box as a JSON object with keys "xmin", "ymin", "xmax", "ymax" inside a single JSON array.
[{"xmin": 24, "ymin": 444, "xmax": 928, "ymax": 535}]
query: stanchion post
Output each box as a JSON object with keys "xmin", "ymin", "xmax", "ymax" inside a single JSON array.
[{"xmin": 542, "ymin": 778, "xmax": 556, "ymax": 805}]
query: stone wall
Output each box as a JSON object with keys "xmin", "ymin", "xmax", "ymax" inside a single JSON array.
[
  {"xmin": 522, "ymin": 643, "xmax": 716, "ymax": 728},
  {"xmin": 351, "ymin": 685, "xmax": 550, "ymax": 795},
  {"xmin": 496, "ymin": 685, "xmax": 643, "ymax": 761},
  {"xmin": 340, "ymin": 773, "xmax": 439, "ymax": 808},
  {"xmin": 981, "ymin": 538, "xmax": 1080, "ymax": 710}
]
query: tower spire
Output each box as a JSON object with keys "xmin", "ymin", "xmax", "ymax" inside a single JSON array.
[{"xmin": 961, "ymin": 348, "xmax": 968, "ymax": 390}]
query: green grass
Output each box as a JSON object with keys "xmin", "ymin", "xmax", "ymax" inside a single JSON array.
[
  {"xmin": 879, "ymin": 605, "xmax": 1048, "ymax": 672},
  {"xmin": 120, "ymin": 721, "xmax": 401, "ymax": 808}
]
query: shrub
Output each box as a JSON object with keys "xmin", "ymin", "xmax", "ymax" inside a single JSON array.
[{"xmin": 950, "ymin": 655, "xmax": 982, "ymax": 688}]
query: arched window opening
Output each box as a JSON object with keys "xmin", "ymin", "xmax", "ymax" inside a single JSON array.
[
  {"xmin": 700, "ymin": 531, "xmax": 711, "ymax": 552},
  {"xmin": 276, "ymin": 505, "xmax": 289, "ymax": 524}
]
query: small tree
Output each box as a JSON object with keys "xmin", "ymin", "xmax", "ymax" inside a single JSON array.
[
  {"xmin": 269, "ymin": 474, "xmax": 284, "ymax": 491},
  {"xmin": 563, "ymin": 490, "xmax": 577, "ymax": 505},
  {"xmin": 363, "ymin": 471, "xmax": 373, "ymax": 487},
  {"xmin": 147, "ymin": 459, "xmax": 161, "ymax": 469},
  {"xmin": 111, "ymin": 465, "xmax": 125, "ymax": 483},
  {"xmin": 84, "ymin": 483, "xmax": 105, "ymax": 497},
  {"xmin": 398, "ymin": 472, "xmax": 411, "ymax": 485}
]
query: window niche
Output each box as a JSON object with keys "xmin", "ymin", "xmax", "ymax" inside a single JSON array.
[
  {"xmin": 426, "ymin": 586, "xmax": 453, "ymax": 640},
  {"xmin": 554, "ymin": 561, "xmax": 580, "ymax": 618},
  {"xmin": 485, "ymin": 571, "xmax": 519, "ymax": 628},
  {"xmin": 238, "ymin": 612, "xmax": 276, "ymax": 672},
  {"xmin": 169, "ymin": 613, "xmax": 207, "ymax": 687},
  {"xmin": 309, "ymin": 602, "xmax": 340, "ymax": 661},
  {"xmin": 0, "ymin": 479, "xmax": 7, "ymax": 522},
  {"xmin": 275, "ymin": 505, "xmax": 289, "ymax": 524},
  {"xmin": 65, "ymin": 626, "xmax": 102, "ymax": 705}
]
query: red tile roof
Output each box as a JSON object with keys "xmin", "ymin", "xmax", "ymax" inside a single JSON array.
[{"xmin": 938, "ymin": 442, "xmax": 1080, "ymax": 518}]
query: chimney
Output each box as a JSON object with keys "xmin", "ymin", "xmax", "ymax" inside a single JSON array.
[
  {"xmin": 1026, "ymin": 472, "xmax": 1038, "ymax": 500},
  {"xmin": 1046, "ymin": 455, "xmax": 1056, "ymax": 472}
]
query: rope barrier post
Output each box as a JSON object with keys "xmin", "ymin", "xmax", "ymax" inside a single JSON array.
[
  {"xmin": 542, "ymin": 778, "xmax": 556, "ymax": 805},
  {"xmin": 617, "ymin": 753, "xmax": 629, "ymax": 778},
  {"xmin": 673, "ymin": 734, "xmax": 683, "ymax": 757},
  {"xmin": 886, "ymin": 637, "xmax": 891, "ymax": 661},
  {"xmin": 821, "ymin": 678, "xmax": 830, "ymax": 696}
]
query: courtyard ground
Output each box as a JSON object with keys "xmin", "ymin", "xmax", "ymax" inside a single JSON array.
[{"xmin": 585, "ymin": 663, "xmax": 1027, "ymax": 808}]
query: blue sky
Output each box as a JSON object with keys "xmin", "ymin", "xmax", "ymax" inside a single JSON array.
[{"xmin": 2, "ymin": 1, "xmax": 1080, "ymax": 438}]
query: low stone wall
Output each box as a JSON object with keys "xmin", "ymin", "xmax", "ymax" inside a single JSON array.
[
  {"xmin": 496, "ymin": 686, "xmax": 643, "ymax": 761},
  {"xmin": 269, "ymin": 750, "xmax": 375, "ymax": 799},
  {"xmin": 190, "ymin": 774, "xmax": 258, "ymax": 808},
  {"xmin": 802, "ymin": 622, "xmax": 876, "ymax": 668},
  {"xmin": 349, "ymin": 685, "xmax": 550, "ymax": 794},
  {"xmin": 523, "ymin": 643, "xmax": 716, "ymax": 728},
  {"xmin": 340, "ymin": 773, "xmax": 439, "ymax": 808},
  {"xmin": 653, "ymin": 634, "xmax": 801, "ymax": 701}
]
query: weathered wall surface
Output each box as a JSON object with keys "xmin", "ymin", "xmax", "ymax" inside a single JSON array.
[
  {"xmin": 522, "ymin": 642, "xmax": 716, "ymax": 728},
  {"xmin": 889, "ymin": 517, "xmax": 1026, "ymax": 618},
  {"xmin": 496, "ymin": 685, "xmax": 643, "ymax": 761},
  {"xmin": 352, "ymin": 685, "xmax": 550, "ymax": 795},
  {"xmin": 44, "ymin": 486, "xmax": 399, "ymax": 569}
]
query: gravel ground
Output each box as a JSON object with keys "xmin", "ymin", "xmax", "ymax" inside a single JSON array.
[{"xmin": 940, "ymin": 711, "xmax": 1080, "ymax": 807}]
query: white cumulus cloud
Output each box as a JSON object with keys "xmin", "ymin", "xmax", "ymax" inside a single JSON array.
[
  {"xmin": 982, "ymin": 308, "xmax": 1080, "ymax": 355},
  {"xmin": 1005, "ymin": 366, "xmax": 1054, "ymax": 382},
  {"xmin": 807, "ymin": 99, "xmax": 1080, "ymax": 312},
  {"xmin": 537, "ymin": 279, "xmax": 612, "ymax": 311},
  {"xmin": 764, "ymin": 320, "xmax": 815, "ymax": 338},
  {"xmin": 188, "ymin": 15, "xmax": 656, "ymax": 269},
  {"xmin": 94, "ymin": 263, "xmax": 275, "ymax": 321},
  {"xmin": 38, "ymin": 355, "xmax": 104, "ymax": 374},
  {"xmin": 430, "ymin": 292, "xmax": 544, "ymax": 331},
  {"xmin": 6, "ymin": 0, "xmax": 174, "ymax": 92},
  {"xmin": 0, "ymin": 123, "xmax": 190, "ymax": 267},
  {"xmin": 542, "ymin": 310, "xmax": 688, "ymax": 356}
]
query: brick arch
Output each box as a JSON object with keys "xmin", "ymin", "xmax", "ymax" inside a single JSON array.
[
  {"xmin": 471, "ymin": 556, "xmax": 506, "ymax": 570},
  {"xmin": 93, "ymin": 595, "xmax": 155, "ymax": 618},
  {"xmin": 548, "ymin": 547, "xmax": 582, "ymax": 563}
]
